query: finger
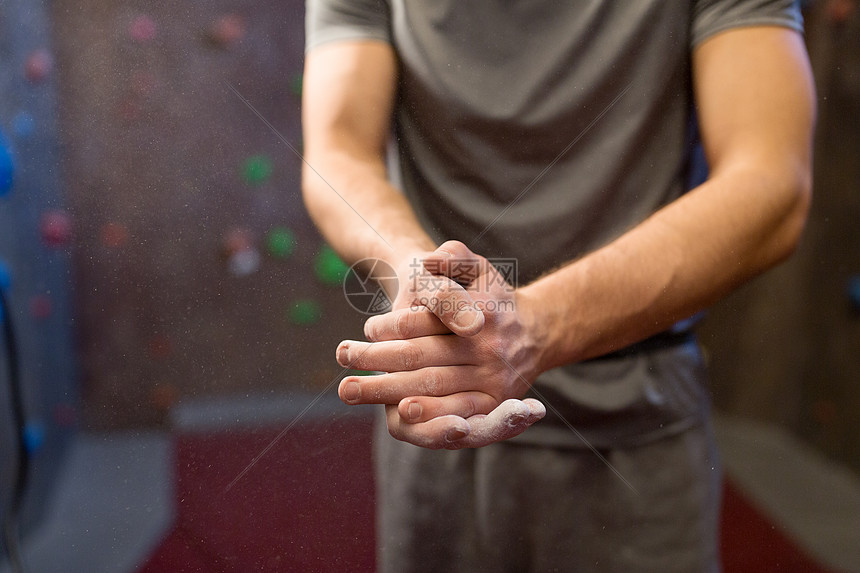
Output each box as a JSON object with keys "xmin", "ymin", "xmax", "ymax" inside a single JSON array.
[
  {"xmin": 385, "ymin": 405, "xmax": 472, "ymax": 450},
  {"xmin": 337, "ymin": 366, "xmax": 474, "ymax": 405},
  {"xmin": 364, "ymin": 307, "xmax": 450, "ymax": 342},
  {"xmin": 419, "ymin": 280, "xmax": 485, "ymax": 337},
  {"xmin": 397, "ymin": 391, "xmax": 498, "ymax": 423},
  {"xmin": 446, "ymin": 398, "xmax": 546, "ymax": 449},
  {"xmin": 423, "ymin": 240, "xmax": 489, "ymax": 285},
  {"xmin": 336, "ymin": 337, "xmax": 471, "ymax": 372},
  {"xmin": 400, "ymin": 259, "xmax": 484, "ymax": 336}
]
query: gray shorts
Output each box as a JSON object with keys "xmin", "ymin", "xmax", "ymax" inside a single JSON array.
[{"xmin": 374, "ymin": 412, "xmax": 722, "ymax": 573}]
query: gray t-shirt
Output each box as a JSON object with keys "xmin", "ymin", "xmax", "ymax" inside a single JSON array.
[{"xmin": 306, "ymin": 0, "xmax": 803, "ymax": 448}]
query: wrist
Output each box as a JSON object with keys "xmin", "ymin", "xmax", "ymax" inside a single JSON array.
[
  {"xmin": 514, "ymin": 286, "xmax": 553, "ymax": 378},
  {"xmin": 386, "ymin": 237, "xmax": 436, "ymax": 263}
]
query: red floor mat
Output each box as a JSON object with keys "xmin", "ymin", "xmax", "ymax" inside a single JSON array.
[
  {"xmin": 139, "ymin": 415, "xmax": 376, "ymax": 573},
  {"xmin": 720, "ymin": 480, "xmax": 835, "ymax": 572},
  {"xmin": 139, "ymin": 417, "xmax": 837, "ymax": 572}
]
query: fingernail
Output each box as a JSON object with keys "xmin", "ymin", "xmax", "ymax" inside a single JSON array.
[
  {"xmin": 341, "ymin": 381, "xmax": 360, "ymax": 402},
  {"xmin": 337, "ymin": 343, "xmax": 350, "ymax": 365},
  {"xmin": 454, "ymin": 309, "xmax": 481, "ymax": 330},
  {"xmin": 508, "ymin": 414, "xmax": 525, "ymax": 426},
  {"xmin": 407, "ymin": 402, "xmax": 422, "ymax": 420},
  {"xmin": 445, "ymin": 427, "xmax": 468, "ymax": 442},
  {"xmin": 363, "ymin": 318, "xmax": 377, "ymax": 341}
]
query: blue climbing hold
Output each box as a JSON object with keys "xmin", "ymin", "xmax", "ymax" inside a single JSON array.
[
  {"xmin": 0, "ymin": 128, "xmax": 14, "ymax": 197},
  {"xmin": 0, "ymin": 260, "xmax": 10, "ymax": 322},
  {"xmin": 847, "ymin": 275, "xmax": 860, "ymax": 311},
  {"xmin": 23, "ymin": 423, "xmax": 46, "ymax": 454},
  {"xmin": 12, "ymin": 112, "xmax": 36, "ymax": 138},
  {"xmin": 0, "ymin": 260, "xmax": 11, "ymax": 292}
]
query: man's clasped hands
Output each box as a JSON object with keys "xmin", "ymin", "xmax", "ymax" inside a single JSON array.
[{"xmin": 336, "ymin": 240, "xmax": 547, "ymax": 449}]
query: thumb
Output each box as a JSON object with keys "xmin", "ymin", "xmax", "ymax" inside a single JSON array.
[{"xmin": 423, "ymin": 240, "xmax": 487, "ymax": 287}]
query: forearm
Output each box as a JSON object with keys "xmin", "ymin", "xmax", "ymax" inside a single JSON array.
[
  {"xmin": 302, "ymin": 40, "xmax": 434, "ymax": 266},
  {"xmin": 301, "ymin": 150, "xmax": 434, "ymax": 264},
  {"xmin": 521, "ymin": 164, "xmax": 810, "ymax": 371},
  {"xmin": 522, "ymin": 27, "xmax": 815, "ymax": 373}
]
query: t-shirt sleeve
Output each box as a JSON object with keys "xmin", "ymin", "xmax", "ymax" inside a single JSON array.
[
  {"xmin": 305, "ymin": 0, "xmax": 392, "ymax": 53},
  {"xmin": 691, "ymin": 0, "xmax": 804, "ymax": 48}
]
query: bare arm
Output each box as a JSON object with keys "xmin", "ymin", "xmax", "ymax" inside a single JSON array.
[
  {"xmin": 305, "ymin": 40, "xmax": 544, "ymax": 446},
  {"xmin": 522, "ymin": 26, "xmax": 816, "ymax": 371},
  {"xmin": 301, "ymin": 41, "xmax": 432, "ymax": 262},
  {"xmin": 303, "ymin": 41, "xmax": 487, "ymax": 333},
  {"xmin": 339, "ymin": 26, "xmax": 816, "ymax": 448}
]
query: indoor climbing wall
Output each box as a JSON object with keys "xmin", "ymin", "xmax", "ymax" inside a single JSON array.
[
  {"xmin": 1, "ymin": 0, "xmax": 79, "ymax": 540},
  {"xmin": 50, "ymin": 0, "xmax": 365, "ymax": 431},
  {"xmin": 22, "ymin": 0, "xmax": 860, "ymax": 474}
]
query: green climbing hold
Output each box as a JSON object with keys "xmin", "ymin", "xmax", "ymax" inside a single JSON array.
[
  {"xmin": 241, "ymin": 155, "xmax": 273, "ymax": 185},
  {"xmin": 266, "ymin": 227, "xmax": 296, "ymax": 258},
  {"xmin": 289, "ymin": 299, "xmax": 322, "ymax": 325},
  {"xmin": 290, "ymin": 73, "xmax": 303, "ymax": 98},
  {"xmin": 314, "ymin": 244, "xmax": 349, "ymax": 286}
]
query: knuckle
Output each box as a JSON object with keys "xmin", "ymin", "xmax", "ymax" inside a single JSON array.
[
  {"xmin": 394, "ymin": 310, "xmax": 412, "ymax": 338},
  {"xmin": 422, "ymin": 370, "xmax": 443, "ymax": 396},
  {"xmin": 461, "ymin": 395, "xmax": 478, "ymax": 418},
  {"xmin": 398, "ymin": 341, "xmax": 423, "ymax": 370}
]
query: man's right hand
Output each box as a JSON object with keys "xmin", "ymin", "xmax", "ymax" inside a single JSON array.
[
  {"xmin": 386, "ymin": 249, "xmax": 485, "ymax": 336},
  {"xmin": 337, "ymin": 243, "xmax": 546, "ymax": 449}
]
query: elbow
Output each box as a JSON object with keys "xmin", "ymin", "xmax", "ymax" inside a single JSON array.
[
  {"xmin": 300, "ymin": 151, "xmax": 329, "ymax": 220},
  {"xmin": 769, "ymin": 169, "xmax": 812, "ymax": 265},
  {"xmin": 300, "ymin": 164, "xmax": 316, "ymax": 210}
]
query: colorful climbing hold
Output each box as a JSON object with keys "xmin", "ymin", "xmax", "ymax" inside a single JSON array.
[
  {"xmin": 23, "ymin": 423, "xmax": 46, "ymax": 454},
  {"xmin": 847, "ymin": 275, "xmax": 860, "ymax": 311},
  {"xmin": 40, "ymin": 210, "xmax": 73, "ymax": 247},
  {"xmin": 290, "ymin": 72, "xmax": 303, "ymax": 98},
  {"xmin": 222, "ymin": 227, "xmax": 254, "ymax": 257},
  {"xmin": 100, "ymin": 222, "xmax": 130, "ymax": 248},
  {"xmin": 11, "ymin": 112, "xmax": 36, "ymax": 138},
  {"xmin": 0, "ymin": 260, "xmax": 9, "ymax": 323},
  {"xmin": 0, "ymin": 129, "xmax": 14, "ymax": 196},
  {"xmin": 0, "ymin": 260, "xmax": 11, "ymax": 291},
  {"xmin": 241, "ymin": 155, "xmax": 273, "ymax": 185},
  {"xmin": 207, "ymin": 13, "xmax": 246, "ymax": 47},
  {"xmin": 24, "ymin": 49, "xmax": 53, "ymax": 83},
  {"xmin": 150, "ymin": 383, "xmax": 180, "ymax": 411},
  {"xmin": 266, "ymin": 227, "xmax": 296, "ymax": 258},
  {"xmin": 228, "ymin": 248, "xmax": 261, "ymax": 276},
  {"xmin": 289, "ymin": 299, "xmax": 322, "ymax": 325},
  {"xmin": 827, "ymin": 0, "xmax": 855, "ymax": 23},
  {"xmin": 222, "ymin": 227, "xmax": 260, "ymax": 276},
  {"xmin": 314, "ymin": 244, "xmax": 349, "ymax": 285},
  {"xmin": 29, "ymin": 294, "xmax": 52, "ymax": 320},
  {"xmin": 129, "ymin": 14, "xmax": 158, "ymax": 42}
]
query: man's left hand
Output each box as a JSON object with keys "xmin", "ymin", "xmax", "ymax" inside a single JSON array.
[{"xmin": 336, "ymin": 241, "xmax": 547, "ymax": 449}]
